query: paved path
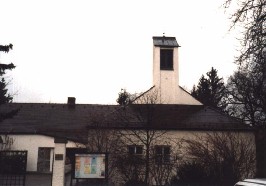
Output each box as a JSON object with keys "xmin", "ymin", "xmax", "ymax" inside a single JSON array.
[
  {"xmin": 25, "ymin": 173, "xmax": 106, "ymax": 186},
  {"xmin": 25, "ymin": 173, "xmax": 74, "ymax": 186}
]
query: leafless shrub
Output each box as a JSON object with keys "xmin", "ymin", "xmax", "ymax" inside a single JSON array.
[
  {"xmin": 176, "ymin": 132, "xmax": 256, "ymax": 186},
  {"xmin": 0, "ymin": 135, "xmax": 14, "ymax": 150}
]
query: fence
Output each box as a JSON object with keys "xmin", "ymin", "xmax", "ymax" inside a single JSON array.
[{"xmin": 0, "ymin": 151, "xmax": 27, "ymax": 186}]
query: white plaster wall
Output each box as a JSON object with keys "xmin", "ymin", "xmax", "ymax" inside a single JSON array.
[
  {"xmin": 107, "ymin": 129, "xmax": 256, "ymax": 185},
  {"xmin": 118, "ymin": 130, "xmax": 256, "ymax": 157},
  {"xmin": 153, "ymin": 47, "xmax": 178, "ymax": 104},
  {"xmin": 119, "ymin": 130, "xmax": 255, "ymax": 145},
  {"xmin": 162, "ymin": 130, "xmax": 255, "ymax": 142},
  {"xmin": 52, "ymin": 143, "xmax": 66, "ymax": 186},
  {"xmin": 175, "ymin": 87, "xmax": 202, "ymax": 105},
  {"xmin": 153, "ymin": 47, "xmax": 179, "ymax": 87},
  {"xmin": 150, "ymin": 130, "xmax": 256, "ymax": 163},
  {"xmin": 1, "ymin": 134, "xmax": 81, "ymax": 172}
]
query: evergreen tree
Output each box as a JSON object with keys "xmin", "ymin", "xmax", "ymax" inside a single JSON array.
[
  {"xmin": 0, "ymin": 44, "xmax": 17, "ymax": 122},
  {"xmin": 191, "ymin": 67, "xmax": 225, "ymax": 110},
  {"xmin": 116, "ymin": 89, "xmax": 131, "ymax": 106}
]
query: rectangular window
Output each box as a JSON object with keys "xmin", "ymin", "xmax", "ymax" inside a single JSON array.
[
  {"xmin": 128, "ymin": 145, "xmax": 143, "ymax": 156},
  {"xmin": 155, "ymin": 145, "xmax": 171, "ymax": 164},
  {"xmin": 160, "ymin": 49, "xmax": 173, "ymax": 70}
]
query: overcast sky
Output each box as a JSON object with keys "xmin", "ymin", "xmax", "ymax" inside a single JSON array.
[{"xmin": 0, "ymin": 0, "xmax": 239, "ymax": 104}]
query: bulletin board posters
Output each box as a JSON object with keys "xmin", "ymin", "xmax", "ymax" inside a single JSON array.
[{"xmin": 74, "ymin": 154, "xmax": 106, "ymax": 179}]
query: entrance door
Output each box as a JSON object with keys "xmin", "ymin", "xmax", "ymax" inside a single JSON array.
[{"xmin": 37, "ymin": 147, "xmax": 52, "ymax": 172}]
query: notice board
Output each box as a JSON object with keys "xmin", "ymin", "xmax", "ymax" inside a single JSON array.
[{"xmin": 74, "ymin": 153, "xmax": 106, "ymax": 179}]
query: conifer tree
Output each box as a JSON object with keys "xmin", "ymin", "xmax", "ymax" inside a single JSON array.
[
  {"xmin": 0, "ymin": 44, "xmax": 17, "ymax": 122},
  {"xmin": 191, "ymin": 67, "xmax": 225, "ymax": 110}
]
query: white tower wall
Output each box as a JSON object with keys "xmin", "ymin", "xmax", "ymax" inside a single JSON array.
[{"xmin": 152, "ymin": 36, "xmax": 202, "ymax": 105}]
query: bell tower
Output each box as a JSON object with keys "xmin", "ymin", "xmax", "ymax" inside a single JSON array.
[{"xmin": 152, "ymin": 35, "xmax": 180, "ymax": 103}]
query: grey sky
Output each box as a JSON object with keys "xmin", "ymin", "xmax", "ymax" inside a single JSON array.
[{"xmin": 0, "ymin": 0, "xmax": 239, "ymax": 104}]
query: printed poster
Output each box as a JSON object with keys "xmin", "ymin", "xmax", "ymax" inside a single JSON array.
[{"xmin": 75, "ymin": 154, "xmax": 106, "ymax": 179}]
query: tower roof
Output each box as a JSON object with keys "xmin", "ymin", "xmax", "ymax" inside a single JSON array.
[{"xmin": 152, "ymin": 36, "xmax": 180, "ymax": 47}]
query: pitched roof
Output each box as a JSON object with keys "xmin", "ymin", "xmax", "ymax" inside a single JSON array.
[
  {"xmin": 152, "ymin": 36, "xmax": 180, "ymax": 47},
  {"xmin": 104, "ymin": 104, "xmax": 252, "ymax": 131},
  {"xmin": 0, "ymin": 103, "xmax": 118, "ymax": 143},
  {"xmin": 0, "ymin": 103, "xmax": 252, "ymax": 143}
]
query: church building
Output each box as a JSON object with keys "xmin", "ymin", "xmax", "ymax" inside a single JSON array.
[{"xmin": 0, "ymin": 36, "xmax": 255, "ymax": 185}]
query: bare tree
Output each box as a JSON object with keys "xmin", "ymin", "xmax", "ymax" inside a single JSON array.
[
  {"xmin": 86, "ymin": 111, "xmax": 125, "ymax": 185},
  {"xmin": 173, "ymin": 132, "xmax": 256, "ymax": 186},
  {"xmin": 224, "ymin": 0, "xmax": 266, "ymax": 177},
  {"xmin": 115, "ymin": 89, "xmax": 182, "ymax": 185},
  {"xmin": 112, "ymin": 127, "xmax": 182, "ymax": 186},
  {"xmin": 225, "ymin": 70, "xmax": 265, "ymax": 127},
  {"xmin": 0, "ymin": 135, "xmax": 14, "ymax": 150},
  {"xmin": 224, "ymin": 0, "xmax": 265, "ymax": 67},
  {"xmin": 224, "ymin": 0, "xmax": 266, "ymax": 128},
  {"xmin": 150, "ymin": 139, "xmax": 182, "ymax": 186}
]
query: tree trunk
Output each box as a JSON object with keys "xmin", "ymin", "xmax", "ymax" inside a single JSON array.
[
  {"xmin": 144, "ymin": 131, "xmax": 150, "ymax": 185},
  {"xmin": 255, "ymin": 127, "xmax": 266, "ymax": 177}
]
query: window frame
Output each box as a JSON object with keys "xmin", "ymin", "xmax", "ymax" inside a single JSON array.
[
  {"xmin": 154, "ymin": 145, "xmax": 171, "ymax": 164},
  {"xmin": 127, "ymin": 145, "xmax": 144, "ymax": 157},
  {"xmin": 37, "ymin": 147, "xmax": 53, "ymax": 173}
]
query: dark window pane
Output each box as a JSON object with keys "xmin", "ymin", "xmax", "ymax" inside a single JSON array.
[
  {"xmin": 155, "ymin": 146, "xmax": 162, "ymax": 164},
  {"xmin": 164, "ymin": 155, "xmax": 170, "ymax": 163},
  {"xmin": 136, "ymin": 146, "xmax": 143, "ymax": 155},
  {"xmin": 164, "ymin": 146, "xmax": 170, "ymax": 155},
  {"xmin": 156, "ymin": 155, "xmax": 162, "ymax": 164},
  {"xmin": 37, "ymin": 148, "xmax": 51, "ymax": 172},
  {"xmin": 128, "ymin": 146, "xmax": 135, "ymax": 155},
  {"xmin": 155, "ymin": 146, "xmax": 171, "ymax": 164},
  {"xmin": 155, "ymin": 146, "xmax": 162, "ymax": 154},
  {"xmin": 163, "ymin": 147, "xmax": 171, "ymax": 163},
  {"xmin": 160, "ymin": 49, "xmax": 173, "ymax": 70}
]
